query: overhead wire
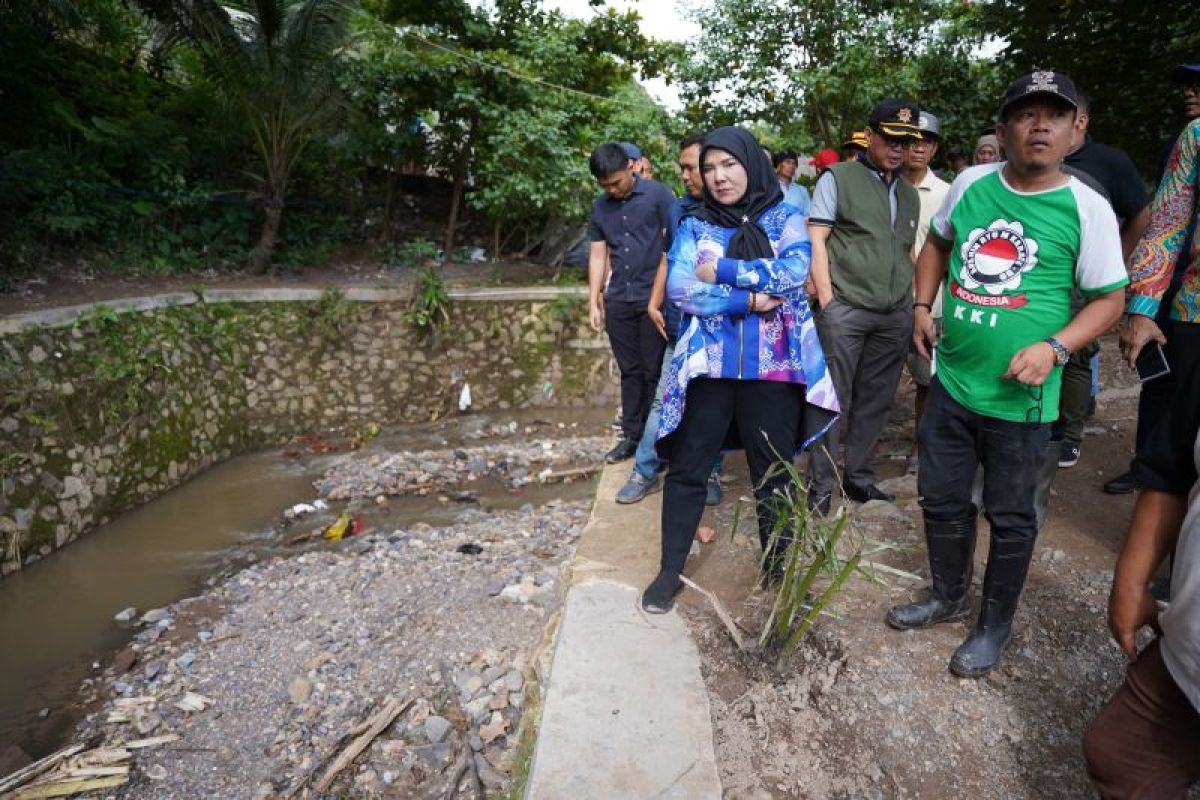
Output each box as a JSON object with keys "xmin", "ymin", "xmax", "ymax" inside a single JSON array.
[{"xmin": 395, "ymin": 26, "xmax": 651, "ymax": 109}]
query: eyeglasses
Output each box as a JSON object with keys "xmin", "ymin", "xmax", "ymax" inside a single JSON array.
[
  {"xmin": 1024, "ymin": 383, "xmax": 1044, "ymax": 424},
  {"xmin": 880, "ymin": 137, "xmax": 919, "ymax": 151}
]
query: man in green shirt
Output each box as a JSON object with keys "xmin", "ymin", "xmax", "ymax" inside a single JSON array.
[{"xmin": 886, "ymin": 71, "xmax": 1128, "ymax": 678}]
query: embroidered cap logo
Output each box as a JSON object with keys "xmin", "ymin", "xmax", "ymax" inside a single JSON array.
[
  {"xmin": 1027, "ymin": 70, "xmax": 1058, "ymax": 94},
  {"xmin": 897, "ymin": 107, "xmax": 913, "ymax": 123}
]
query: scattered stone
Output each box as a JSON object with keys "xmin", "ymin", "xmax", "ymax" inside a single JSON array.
[
  {"xmin": 114, "ymin": 607, "xmax": 138, "ymax": 623},
  {"xmin": 141, "ymin": 608, "xmax": 170, "ymax": 625},
  {"xmin": 288, "ymin": 678, "xmax": 312, "ymax": 705},
  {"xmin": 175, "ymin": 651, "xmax": 196, "ymax": 670},
  {"xmin": 504, "ymin": 670, "xmax": 524, "ymax": 692},
  {"xmin": 474, "ymin": 752, "xmax": 510, "ymax": 789},
  {"xmin": 146, "ymin": 763, "xmax": 168, "ymax": 781},
  {"xmin": 113, "ymin": 647, "xmax": 137, "ymax": 674},
  {"xmin": 423, "ymin": 715, "xmax": 452, "ymax": 744},
  {"xmin": 479, "ymin": 712, "xmax": 508, "ymax": 744}
]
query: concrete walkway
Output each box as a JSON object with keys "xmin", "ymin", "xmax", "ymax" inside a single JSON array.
[{"xmin": 525, "ymin": 467, "xmax": 721, "ymax": 799}]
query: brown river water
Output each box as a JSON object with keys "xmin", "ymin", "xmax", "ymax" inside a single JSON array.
[{"xmin": 0, "ymin": 408, "xmax": 609, "ymax": 761}]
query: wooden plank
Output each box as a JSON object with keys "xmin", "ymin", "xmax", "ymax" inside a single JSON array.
[
  {"xmin": 0, "ymin": 743, "xmax": 87, "ymax": 794},
  {"xmin": 124, "ymin": 735, "xmax": 180, "ymax": 750},
  {"xmin": 10, "ymin": 775, "xmax": 128, "ymax": 799}
]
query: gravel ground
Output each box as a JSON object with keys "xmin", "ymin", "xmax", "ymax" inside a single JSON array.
[
  {"xmin": 315, "ymin": 435, "xmax": 611, "ymax": 500},
  {"xmin": 72, "ymin": 500, "xmax": 590, "ymax": 798}
]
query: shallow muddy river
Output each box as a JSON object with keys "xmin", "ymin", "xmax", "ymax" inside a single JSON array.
[{"xmin": 0, "ymin": 408, "xmax": 609, "ymax": 760}]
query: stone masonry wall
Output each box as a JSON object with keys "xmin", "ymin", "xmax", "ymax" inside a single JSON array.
[{"xmin": 0, "ymin": 291, "xmax": 615, "ymax": 574}]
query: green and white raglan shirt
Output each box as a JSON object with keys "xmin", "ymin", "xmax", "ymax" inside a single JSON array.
[{"xmin": 929, "ymin": 163, "xmax": 1128, "ymax": 423}]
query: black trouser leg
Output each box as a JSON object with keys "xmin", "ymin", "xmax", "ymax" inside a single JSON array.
[
  {"xmin": 660, "ymin": 379, "xmax": 734, "ymax": 575},
  {"xmin": 734, "ymin": 381, "xmax": 804, "ymax": 552},
  {"xmin": 660, "ymin": 379, "xmax": 803, "ymax": 575},
  {"xmin": 605, "ymin": 299, "xmax": 664, "ymax": 442},
  {"xmin": 950, "ymin": 400, "xmax": 1050, "ymax": 677}
]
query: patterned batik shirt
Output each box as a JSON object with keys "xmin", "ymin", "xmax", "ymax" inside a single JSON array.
[
  {"xmin": 1128, "ymin": 118, "xmax": 1200, "ymax": 322},
  {"xmin": 656, "ymin": 200, "xmax": 840, "ymax": 452}
]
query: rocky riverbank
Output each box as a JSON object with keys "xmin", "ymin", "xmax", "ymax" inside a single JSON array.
[{"xmin": 67, "ymin": 499, "xmax": 590, "ymax": 798}]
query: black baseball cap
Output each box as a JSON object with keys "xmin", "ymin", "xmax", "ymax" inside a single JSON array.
[
  {"xmin": 1172, "ymin": 64, "xmax": 1200, "ymax": 82},
  {"xmin": 868, "ymin": 99, "xmax": 922, "ymax": 138},
  {"xmin": 999, "ymin": 70, "xmax": 1079, "ymax": 120}
]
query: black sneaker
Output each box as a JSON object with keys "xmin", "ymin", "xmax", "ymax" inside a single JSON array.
[
  {"xmin": 641, "ymin": 570, "xmax": 682, "ymax": 614},
  {"xmin": 1058, "ymin": 442, "xmax": 1080, "ymax": 468},
  {"xmin": 842, "ymin": 481, "xmax": 895, "ymax": 504},
  {"xmin": 1102, "ymin": 470, "xmax": 1140, "ymax": 495},
  {"xmin": 604, "ymin": 439, "xmax": 637, "ymax": 463}
]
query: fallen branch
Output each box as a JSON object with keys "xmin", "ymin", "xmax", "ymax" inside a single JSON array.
[
  {"xmin": 679, "ymin": 575, "xmax": 754, "ymax": 652},
  {"xmin": 312, "ymin": 694, "xmax": 411, "ymax": 794}
]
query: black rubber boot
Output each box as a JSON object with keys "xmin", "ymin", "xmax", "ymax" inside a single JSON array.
[
  {"xmin": 885, "ymin": 517, "xmax": 976, "ymax": 630},
  {"xmin": 949, "ymin": 535, "xmax": 1036, "ymax": 678}
]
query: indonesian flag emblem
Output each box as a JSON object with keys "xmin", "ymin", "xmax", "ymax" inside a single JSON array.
[{"xmin": 959, "ymin": 219, "xmax": 1039, "ymax": 296}]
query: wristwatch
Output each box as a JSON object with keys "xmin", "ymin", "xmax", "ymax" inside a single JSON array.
[{"xmin": 1044, "ymin": 337, "xmax": 1070, "ymax": 367}]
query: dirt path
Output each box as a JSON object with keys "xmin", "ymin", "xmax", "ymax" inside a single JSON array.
[{"xmin": 672, "ymin": 337, "xmax": 1171, "ymax": 799}]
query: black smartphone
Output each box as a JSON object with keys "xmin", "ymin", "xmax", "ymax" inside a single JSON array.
[{"xmin": 1135, "ymin": 341, "xmax": 1171, "ymax": 383}]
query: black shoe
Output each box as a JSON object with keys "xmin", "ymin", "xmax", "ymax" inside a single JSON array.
[
  {"xmin": 1102, "ymin": 470, "xmax": 1140, "ymax": 495},
  {"xmin": 949, "ymin": 536, "xmax": 1035, "ymax": 678},
  {"xmin": 641, "ymin": 570, "xmax": 682, "ymax": 614},
  {"xmin": 705, "ymin": 473, "xmax": 722, "ymax": 506},
  {"xmin": 604, "ymin": 438, "xmax": 637, "ymax": 463},
  {"xmin": 842, "ymin": 481, "xmax": 895, "ymax": 504},
  {"xmin": 886, "ymin": 518, "xmax": 977, "ymax": 630},
  {"xmin": 1058, "ymin": 442, "xmax": 1080, "ymax": 468},
  {"xmin": 807, "ymin": 491, "xmax": 831, "ymax": 516}
]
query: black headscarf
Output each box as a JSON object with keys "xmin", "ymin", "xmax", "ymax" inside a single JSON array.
[{"xmin": 689, "ymin": 126, "xmax": 783, "ymax": 260}]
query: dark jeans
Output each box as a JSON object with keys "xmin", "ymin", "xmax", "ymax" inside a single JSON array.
[
  {"xmin": 806, "ymin": 299, "xmax": 912, "ymax": 494},
  {"xmin": 1084, "ymin": 639, "xmax": 1200, "ymax": 798},
  {"xmin": 660, "ymin": 378, "xmax": 803, "ymax": 575},
  {"xmin": 604, "ymin": 298, "xmax": 667, "ymax": 442},
  {"xmin": 918, "ymin": 378, "xmax": 1051, "ymax": 542}
]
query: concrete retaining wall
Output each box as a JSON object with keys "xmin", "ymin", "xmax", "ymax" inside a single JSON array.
[{"xmin": 0, "ymin": 287, "xmax": 615, "ymax": 574}]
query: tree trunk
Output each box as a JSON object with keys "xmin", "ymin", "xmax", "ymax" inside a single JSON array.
[
  {"xmin": 382, "ymin": 166, "xmax": 398, "ymax": 243},
  {"xmin": 249, "ymin": 197, "xmax": 283, "ymax": 275},
  {"xmin": 443, "ymin": 114, "xmax": 480, "ymax": 262}
]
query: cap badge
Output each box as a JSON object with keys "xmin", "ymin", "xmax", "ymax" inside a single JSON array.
[
  {"xmin": 897, "ymin": 107, "xmax": 913, "ymax": 123},
  {"xmin": 1028, "ymin": 70, "xmax": 1058, "ymax": 93}
]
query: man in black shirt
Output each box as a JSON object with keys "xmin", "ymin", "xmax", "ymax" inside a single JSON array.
[
  {"xmin": 587, "ymin": 143, "xmax": 676, "ymax": 462},
  {"xmin": 1054, "ymin": 91, "xmax": 1150, "ymax": 469}
]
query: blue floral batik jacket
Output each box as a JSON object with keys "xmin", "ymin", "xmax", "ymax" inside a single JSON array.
[{"xmin": 656, "ymin": 200, "xmax": 840, "ymax": 451}]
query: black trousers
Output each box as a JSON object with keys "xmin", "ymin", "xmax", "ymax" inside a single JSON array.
[
  {"xmin": 605, "ymin": 298, "xmax": 667, "ymax": 442},
  {"xmin": 659, "ymin": 378, "xmax": 804, "ymax": 576},
  {"xmin": 918, "ymin": 378, "xmax": 1051, "ymax": 542},
  {"xmin": 1133, "ymin": 321, "xmax": 1200, "ymax": 459}
]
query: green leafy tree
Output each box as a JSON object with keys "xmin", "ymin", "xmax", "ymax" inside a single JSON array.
[
  {"xmin": 674, "ymin": 0, "xmax": 1003, "ymax": 157},
  {"xmin": 140, "ymin": 0, "xmax": 357, "ymax": 272},
  {"xmin": 980, "ymin": 1, "xmax": 1200, "ymax": 177}
]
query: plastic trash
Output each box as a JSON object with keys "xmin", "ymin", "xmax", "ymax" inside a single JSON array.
[
  {"xmin": 459, "ymin": 383, "xmax": 472, "ymax": 411},
  {"xmin": 323, "ymin": 513, "xmax": 352, "ymax": 542}
]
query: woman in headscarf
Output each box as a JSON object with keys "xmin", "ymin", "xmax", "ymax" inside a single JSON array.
[
  {"xmin": 641, "ymin": 126, "xmax": 840, "ymax": 613},
  {"xmin": 974, "ymin": 134, "xmax": 1001, "ymax": 165}
]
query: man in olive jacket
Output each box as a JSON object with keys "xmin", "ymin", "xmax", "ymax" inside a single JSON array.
[{"xmin": 806, "ymin": 99, "xmax": 922, "ymax": 513}]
